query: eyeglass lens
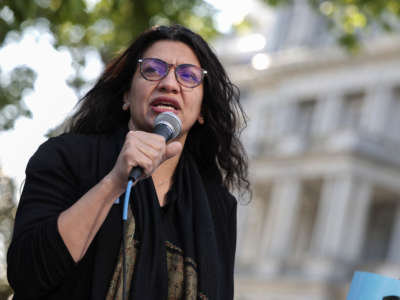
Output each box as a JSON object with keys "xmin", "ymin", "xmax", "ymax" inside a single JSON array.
[{"xmin": 140, "ymin": 58, "xmax": 204, "ymax": 87}]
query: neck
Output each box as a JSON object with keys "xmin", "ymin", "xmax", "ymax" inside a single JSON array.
[
  {"xmin": 152, "ymin": 130, "xmax": 187, "ymax": 183},
  {"xmin": 152, "ymin": 149, "xmax": 182, "ymax": 206}
]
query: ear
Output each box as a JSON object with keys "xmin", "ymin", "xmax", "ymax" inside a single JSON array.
[
  {"xmin": 122, "ymin": 93, "xmax": 130, "ymax": 111},
  {"xmin": 197, "ymin": 114, "xmax": 204, "ymax": 125},
  {"xmin": 122, "ymin": 102, "xmax": 129, "ymax": 111}
]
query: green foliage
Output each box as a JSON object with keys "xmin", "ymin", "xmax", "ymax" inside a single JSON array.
[
  {"xmin": 263, "ymin": 0, "xmax": 400, "ymax": 51},
  {"xmin": 0, "ymin": 0, "xmax": 217, "ymax": 131},
  {"xmin": 0, "ymin": 66, "xmax": 35, "ymax": 130},
  {"xmin": 1, "ymin": 0, "xmax": 399, "ymax": 131},
  {"xmin": 265, "ymin": 0, "xmax": 292, "ymax": 6},
  {"xmin": 0, "ymin": 0, "xmax": 218, "ymax": 60}
]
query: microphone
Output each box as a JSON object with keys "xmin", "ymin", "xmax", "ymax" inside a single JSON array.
[{"xmin": 128, "ymin": 111, "xmax": 182, "ymax": 181}]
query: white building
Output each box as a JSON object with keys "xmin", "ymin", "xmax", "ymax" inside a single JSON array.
[{"xmin": 215, "ymin": 1, "xmax": 400, "ymax": 299}]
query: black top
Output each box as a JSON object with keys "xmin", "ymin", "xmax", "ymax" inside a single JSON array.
[{"xmin": 7, "ymin": 128, "xmax": 237, "ymax": 300}]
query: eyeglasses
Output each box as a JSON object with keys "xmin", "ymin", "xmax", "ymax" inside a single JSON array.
[{"xmin": 138, "ymin": 57, "xmax": 207, "ymax": 88}]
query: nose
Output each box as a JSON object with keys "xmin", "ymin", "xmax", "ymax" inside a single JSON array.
[{"xmin": 157, "ymin": 68, "xmax": 180, "ymax": 94}]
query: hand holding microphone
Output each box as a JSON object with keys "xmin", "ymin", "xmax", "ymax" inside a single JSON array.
[
  {"xmin": 108, "ymin": 111, "xmax": 182, "ymax": 193},
  {"xmin": 128, "ymin": 112, "xmax": 182, "ymax": 181}
]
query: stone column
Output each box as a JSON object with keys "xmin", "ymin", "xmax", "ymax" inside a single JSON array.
[
  {"xmin": 387, "ymin": 204, "xmax": 400, "ymax": 263},
  {"xmin": 310, "ymin": 176, "xmax": 352, "ymax": 258},
  {"xmin": 305, "ymin": 176, "xmax": 353, "ymax": 279},
  {"xmin": 312, "ymin": 92, "xmax": 343, "ymax": 136},
  {"xmin": 360, "ymin": 86, "xmax": 392, "ymax": 135},
  {"xmin": 309, "ymin": 176, "xmax": 372, "ymax": 262},
  {"xmin": 276, "ymin": 101, "xmax": 305, "ymax": 154},
  {"xmin": 275, "ymin": 101, "xmax": 297, "ymax": 136},
  {"xmin": 339, "ymin": 179, "xmax": 372, "ymax": 262},
  {"xmin": 258, "ymin": 178, "xmax": 302, "ymax": 275},
  {"xmin": 284, "ymin": 0, "xmax": 318, "ymax": 46},
  {"xmin": 236, "ymin": 183, "xmax": 270, "ymax": 266},
  {"xmin": 241, "ymin": 97, "xmax": 266, "ymax": 156}
]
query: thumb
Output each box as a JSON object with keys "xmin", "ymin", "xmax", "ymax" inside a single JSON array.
[{"xmin": 165, "ymin": 141, "xmax": 183, "ymax": 160}]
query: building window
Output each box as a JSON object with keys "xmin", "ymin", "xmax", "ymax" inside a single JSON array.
[
  {"xmin": 237, "ymin": 184, "xmax": 272, "ymax": 266},
  {"xmin": 340, "ymin": 91, "xmax": 365, "ymax": 130},
  {"xmin": 387, "ymin": 86, "xmax": 400, "ymax": 140},
  {"xmin": 362, "ymin": 189, "xmax": 397, "ymax": 262},
  {"xmin": 292, "ymin": 179, "xmax": 321, "ymax": 258},
  {"xmin": 284, "ymin": 179, "xmax": 321, "ymax": 275},
  {"xmin": 297, "ymin": 98, "xmax": 316, "ymax": 136}
]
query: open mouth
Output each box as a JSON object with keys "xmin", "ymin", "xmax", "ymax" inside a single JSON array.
[
  {"xmin": 151, "ymin": 98, "xmax": 180, "ymax": 111},
  {"xmin": 153, "ymin": 102, "xmax": 177, "ymax": 109}
]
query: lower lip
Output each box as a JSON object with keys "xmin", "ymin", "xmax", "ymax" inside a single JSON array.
[{"xmin": 151, "ymin": 105, "xmax": 177, "ymax": 114}]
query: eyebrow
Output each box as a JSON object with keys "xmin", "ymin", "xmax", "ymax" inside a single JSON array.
[{"xmin": 143, "ymin": 57, "xmax": 201, "ymax": 67}]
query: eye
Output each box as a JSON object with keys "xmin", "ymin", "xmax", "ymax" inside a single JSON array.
[
  {"xmin": 177, "ymin": 66, "xmax": 200, "ymax": 84},
  {"xmin": 180, "ymin": 71, "xmax": 197, "ymax": 82},
  {"xmin": 143, "ymin": 66, "xmax": 158, "ymax": 75}
]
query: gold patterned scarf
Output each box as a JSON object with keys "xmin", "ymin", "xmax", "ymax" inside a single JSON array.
[{"xmin": 105, "ymin": 151, "xmax": 219, "ymax": 299}]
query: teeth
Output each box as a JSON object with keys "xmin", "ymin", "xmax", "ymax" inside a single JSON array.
[{"xmin": 156, "ymin": 103, "xmax": 175, "ymax": 109}]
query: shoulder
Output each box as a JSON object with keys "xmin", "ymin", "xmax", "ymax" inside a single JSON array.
[
  {"xmin": 28, "ymin": 133, "xmax": 101, "ymax": 170},
  {"xmin": 29, "ymin": 127, "xmax": 126, "ymax": 178},
  {"xmin": 24, "ymin": 130, "xmax": 123, "ymax": 198},
  {"xmin": 44, "ymin": 132, "xmax": 102, "ymax": 150}
]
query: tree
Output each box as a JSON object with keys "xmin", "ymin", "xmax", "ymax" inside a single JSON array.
[
  {"xmin": 1, "ymin": 0, "xmax": 399, "ymax": 132},
  {"xmin": 264, "ymin": 0, "xmax": 400, "ymax": 49},
  {"xmin": 0, "ymin": 0, "xmax": 217, "ymax": 131}
]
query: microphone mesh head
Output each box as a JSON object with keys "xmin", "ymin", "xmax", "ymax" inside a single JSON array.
[{"xmin": 154, "ymin": 112, "xmax": 182, "ymax": 140}]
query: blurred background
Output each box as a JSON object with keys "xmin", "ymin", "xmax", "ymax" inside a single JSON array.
[{"xmin": 0, "ymin": 0, "xmax": 400, "ymax": 299}]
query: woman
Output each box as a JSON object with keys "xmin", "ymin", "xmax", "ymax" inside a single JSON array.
[{"xmin": 7, "ymin": 24, "xmax": 249, "ymax": 299}]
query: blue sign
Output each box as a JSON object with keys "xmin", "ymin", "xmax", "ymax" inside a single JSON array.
[{"xmin": 347, "ymin": 271, "xmax": 400, "ymax": 300}]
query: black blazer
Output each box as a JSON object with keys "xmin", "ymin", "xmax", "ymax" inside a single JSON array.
[{"xmin": 7, "ymin": 128, "xmax": 237, "ymax": 299}]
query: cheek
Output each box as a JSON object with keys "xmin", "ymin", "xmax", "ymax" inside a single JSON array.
[
  {"xmin": 196, "ymin": 91, "xmax": 204, "ymax": 114},
  {"xmin": 191, "ymin": 87, "xmax": 203, "ymax": 107},
  {"xmin": 129, "ymin": 86, "xmax": 146, "ymax": 107},
  {"xmin": 128, "ymin": 72, "xmax": 147, "ymax": 101}
]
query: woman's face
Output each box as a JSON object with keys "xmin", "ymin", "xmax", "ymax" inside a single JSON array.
[{"xmin": 123, "ymin": 40, "xmax": 204, "ymax": 144}]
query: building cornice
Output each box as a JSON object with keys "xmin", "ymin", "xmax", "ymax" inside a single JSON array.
[{"xmin": 228, "ymin": 35, "xmax": 400, "ymax": 90}]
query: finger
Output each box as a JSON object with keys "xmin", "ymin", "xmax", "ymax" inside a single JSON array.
[
  {"xmin": 134, "ymin": 131, "xmax": 165, "ymax": 149},
  {"xmin": 129, "ymin": 135, "xmax": 170, "ymax": 176},
  {"xmin": 135, "ymin": 138, "xmax": 163, "ymax": 162},
  {"xmin": 125, "ymin": 131, "xmax": 164, "ymax": 159},
  {"xmin": 135, "ymin": 155, "xmax": 154, "ymax": 177},
  {"xmin": 164, "ymin": 141, "xmax": 183, "ymax": 160}
]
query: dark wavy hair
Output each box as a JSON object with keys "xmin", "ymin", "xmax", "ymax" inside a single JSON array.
[{"xmin": 68, "ymin": 24, "xmax": 249, "ymax": 195}]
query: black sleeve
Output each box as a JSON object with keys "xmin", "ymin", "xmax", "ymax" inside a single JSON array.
[{"xmin": 7, "ymin": 137, "xmax": 82, "ymax": 298}]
